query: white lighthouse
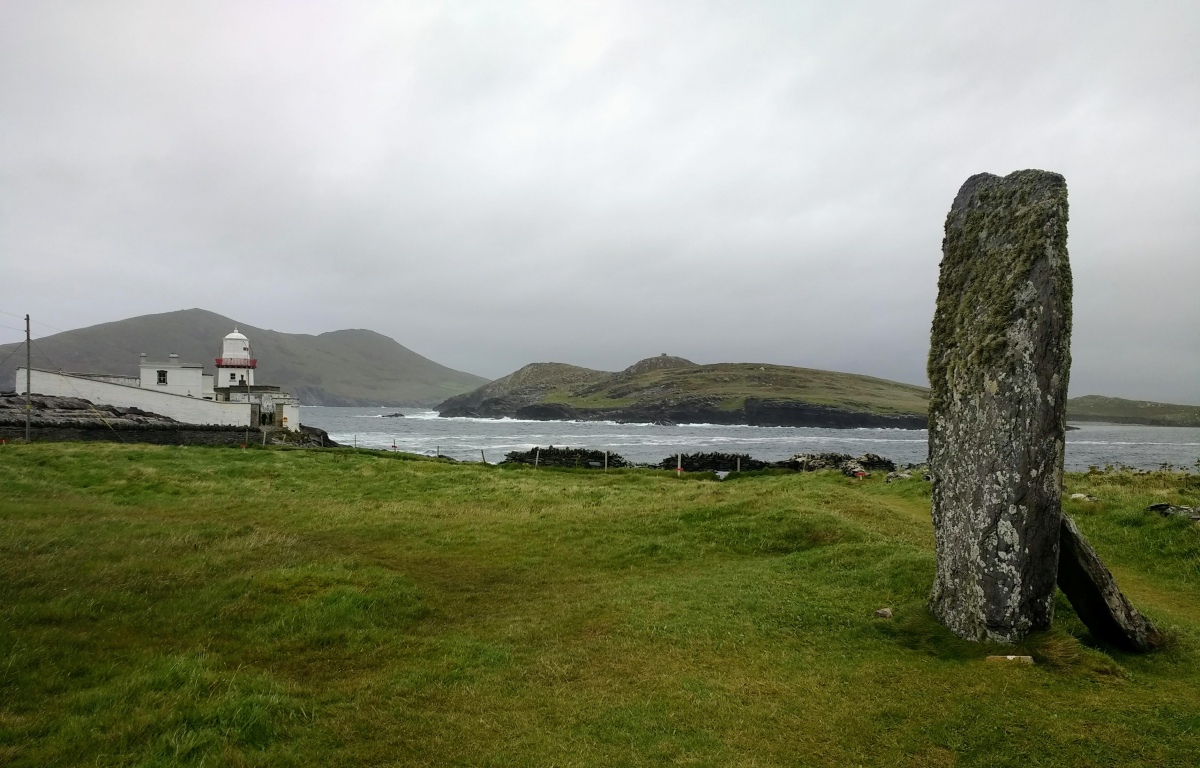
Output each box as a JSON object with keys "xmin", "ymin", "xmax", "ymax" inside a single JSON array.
[
  {"xmin": 16, "ymin": 325, "xmax": 301, "ymax": 432},
  {"xmin": 216, "ymin": 328, "xmax": 256, "ymax": 387}
]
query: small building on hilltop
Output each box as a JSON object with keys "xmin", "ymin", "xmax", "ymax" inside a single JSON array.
[{"xmin": 16, "ymin": 328, "xmax": 301, "ymax": 431}]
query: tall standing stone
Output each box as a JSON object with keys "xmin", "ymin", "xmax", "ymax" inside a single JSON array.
[{"xmin": 928, "ymin": 170, "xmax": 1072, "ymax": 643}]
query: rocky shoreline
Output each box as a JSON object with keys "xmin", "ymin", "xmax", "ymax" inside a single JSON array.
[{"xmin": 438, "ymin": 395, "xmax": 928, "ymax": 429}]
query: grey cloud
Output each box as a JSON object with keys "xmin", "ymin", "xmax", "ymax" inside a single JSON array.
[{"xmin": 1, "ymin": 0, "xmax": 1197, "ymax": 402}]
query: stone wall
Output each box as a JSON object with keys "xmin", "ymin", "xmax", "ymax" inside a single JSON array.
[
  {"xmin": 18, "ymin": 369, "xmax": 251, "ymax": 427},
  {"xmin": 0, "ymin": 424, "xmax": 258, "ymax": 446}
]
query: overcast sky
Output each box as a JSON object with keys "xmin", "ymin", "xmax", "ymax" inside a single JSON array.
[{"xmin": 2, "ymin": 1, "xmax": 1197, "ymax": 403}]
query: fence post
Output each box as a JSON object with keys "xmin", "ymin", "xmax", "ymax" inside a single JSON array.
[
  {"xmin": 535, "ymin": 448, "xmax": 540, "ymax": 469},
  {"xmin": 604, "ymin": 451, "xmax": 608, "ymax": 471},
  {"xmin": 481, "ymin": 449, "xmax": 486, "ymax": 464},
  {"xmin": 677, "ymin": 452, "xmax": 682, "ymax": 476},
  {"xmin": 737, "ymin": 457, "xmax": 741, "ymax": 473}
]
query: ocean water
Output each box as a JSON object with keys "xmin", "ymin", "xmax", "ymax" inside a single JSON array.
[{"xmin": 301, "ymin": 407, "xmax": 1200, "ymax": 472}]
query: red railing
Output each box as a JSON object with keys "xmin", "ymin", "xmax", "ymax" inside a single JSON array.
[{"xmin": 215, "ymin": 357, "xmax": 257, "ymax": 368}]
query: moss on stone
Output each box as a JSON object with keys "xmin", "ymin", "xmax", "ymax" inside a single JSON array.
[{"xmin": 928, "ymin": 169, "xmax": 1072, "ymax": 413}]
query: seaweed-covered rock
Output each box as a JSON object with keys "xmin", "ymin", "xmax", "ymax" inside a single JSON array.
[
  {"xmin": 927, "ymin": 170, "xmax": 1072, "ymax": 643},
  {"xmin": 502, "ymin": 445, "xmax": 627, "ymax": 469}
]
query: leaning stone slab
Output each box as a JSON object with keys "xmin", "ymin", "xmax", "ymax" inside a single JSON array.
[
  {"xmin": 1058, "ymin": 514, "xmax": 1162, "ymax": 652},
  {"xmin": 928, "ymin": 170, "xmax": 1072, "ymax": 643}
]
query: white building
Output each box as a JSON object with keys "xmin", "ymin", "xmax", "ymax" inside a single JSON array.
[
  {"xmin": 16, "ymin": 328, "xmax": 301, "ymax": 431},
  {"xmin": 138, "ymin": 353, "xmax": 214, "ymax": 399}
]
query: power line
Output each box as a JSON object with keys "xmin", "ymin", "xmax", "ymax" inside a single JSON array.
[
  {"xmin": 28, "ymin": 338, "xmax": 124, "ymax": 441},
  {"xmin": 0, "ymin": 309, "xmax": 68, "ymax": 334},
  {"xmin": 0, "ymin": 341, "xmax": 25, "ymax": 371}
]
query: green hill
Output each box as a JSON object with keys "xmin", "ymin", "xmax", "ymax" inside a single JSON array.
[
  {"xmin": 1067, "ymin": 395, "xmax": 1200, "ymax": 427},
  {"xmin": 438, "ymin": 355, "xmax": 932, "ymax": 428},
  {"xmin": 0, "ymin": 308, "xmax": 487, "ymax": 406},
  {"xmin": 438, "ymin": 355, "xmax": 1200, "ymax": 429}
]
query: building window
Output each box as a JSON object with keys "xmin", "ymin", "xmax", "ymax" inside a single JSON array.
[
  {"xmin": 157, "ymin": 370, "xmax": 168, "ymax": 385},
  {"xmin": 230, "ymin": 373, "xmax": 237, "ymax": 382}
]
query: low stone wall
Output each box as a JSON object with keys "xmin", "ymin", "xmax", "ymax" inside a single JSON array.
[
  {"xmin": 502, "ymin": 446, "xmax": 629, "ymax": 468},
  {"xmin": 0, "ymin": 424, "xmax": 257, "ymax": 446},
  {"xmin": 657, "ymin": 452, "xmax": 769, "ymax": 472}
]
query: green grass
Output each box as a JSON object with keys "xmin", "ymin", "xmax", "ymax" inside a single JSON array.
[{"xmin": 2, "ymin": 444, "xmax": 1199, "ymax": 766}]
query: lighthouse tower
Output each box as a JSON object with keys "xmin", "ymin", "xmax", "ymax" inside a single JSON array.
[{"xmin": 215, "ymin": 328, "xmax": 256, "ymax": 387}]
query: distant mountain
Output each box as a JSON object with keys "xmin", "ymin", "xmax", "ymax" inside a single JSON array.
[
  {"xmin": 436, "ymin": 355, "xmax": 932, "ymax": 428},
  {"xmin": 1066, "ymin": 396, "xmax": 1200, "ymax": 428},
  {"xmin": 0, "ymin": 309, "xmax": 488, "ymax": 406}
]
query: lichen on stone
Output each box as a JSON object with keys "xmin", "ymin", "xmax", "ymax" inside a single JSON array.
[{"xmin": 927, "ymin": 169, "xmax": 1072, "ymax": 644}]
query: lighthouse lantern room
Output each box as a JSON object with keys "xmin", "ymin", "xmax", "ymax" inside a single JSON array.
[{"xmin": 215, "ymin": 329, "xmax": 256, "ymax": 387}]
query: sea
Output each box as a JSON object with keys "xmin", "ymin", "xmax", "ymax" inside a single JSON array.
[{"xmin": 301, "ymin": 407, "xmax": 1200, "ymax": 472}]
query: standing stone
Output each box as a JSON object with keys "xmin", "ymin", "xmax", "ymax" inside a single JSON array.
[{"xmin": 928, "ymin": 170, "xmax": 1072, "ymax": 643}]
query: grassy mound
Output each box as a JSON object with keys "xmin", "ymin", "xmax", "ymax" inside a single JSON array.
[{"xmin": 1, "ymin": 444, "xmax": 1198, "ymax": 766}]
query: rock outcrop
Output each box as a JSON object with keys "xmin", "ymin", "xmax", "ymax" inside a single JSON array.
[
  {"xmin": 0, "ymin": 393, "xmax": 339, "ymax": 448},
  {"xmin": 1146, "ymin": 502, "xmax": 1200, "ymax": 521},
  {"xmin": 927, "ymin": 170, "xmax": 1073, "ymax": 643},
  {"xmin": 1057, "ymin": 514, "xmax": 1162, "ymax": 652},
  {"xmin": 440, "ymin": 395, "xmax": 926, "ymax": 429}
]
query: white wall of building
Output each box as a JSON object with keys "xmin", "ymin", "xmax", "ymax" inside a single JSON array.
[
  {"xmin": 139, "ymin": 362, "xmax": 206, "ymax": 398},
  {"xmin": 280, "ymin": 402, "xmax": 300, "ymax": 432},
  {"xmin": 217, "ymin": 366, "xmax": 255, "ymax": 387},
  {"xmin": 74, "ymin": 374, "xmax": 140, "ymax": 387},
  {"xmin": 19, "ymin": 368, "xmax": 251, "ymax": 427}
]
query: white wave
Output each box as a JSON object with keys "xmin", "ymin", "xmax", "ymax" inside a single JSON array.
[{"xmin": 1067, "ymin": 440, "xmax": 1200, "ymax": 447}]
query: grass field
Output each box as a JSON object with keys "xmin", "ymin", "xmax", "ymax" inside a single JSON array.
[{"xmin": 2, "ymin": 444, "xmax": 1199, "ymax": 766}]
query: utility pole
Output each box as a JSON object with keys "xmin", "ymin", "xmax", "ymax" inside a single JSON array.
[{"xmin": 25, "ymin": 314, "xmax": 31, "ymax": 443}]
